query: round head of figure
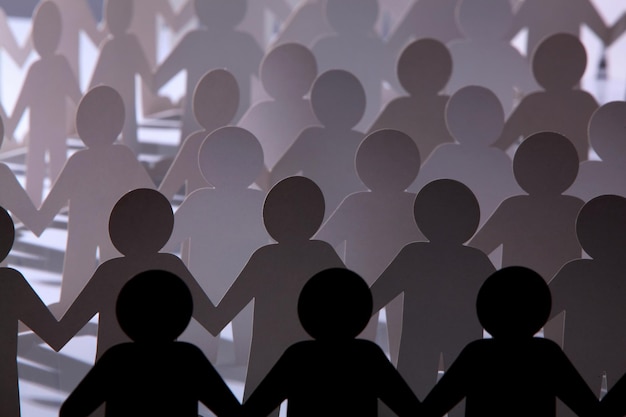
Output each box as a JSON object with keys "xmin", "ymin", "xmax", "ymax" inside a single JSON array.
[
  {"xmin": 456, "ymin": 0, "xmax": 513, "ymax": 40},
  {"xmin": 311, "ymin": 70, "xmax": 366, "ymax": 129},
  {"xmin": 414, "ymin": 179, "xmax": 480, "ymax": 244},
  {"xmin": 0, "ymin": 207, "xmax": 15, "ymax": 263},
  {"xmin": 263, "ymin": 176, "xmax": 325, "ymax": 243},
  {"xmin": 194, "ymin": 0, "xmax": 247, "ymax": 30},
  {"xmin": 533, "ymin": 34, "xmax": 586, "ymax": 91},
  {"xmin": 261, "ymin": 43, "xmax": 317, "ymax": 100},
  {"xmin": 477, "ymin": 266, "xmax": 551, "ymax": 340},
  {"xmin": 576, "ymin": 195, "xmax": 626, "ymax": 262},
  {"xmin": 105, "ymin": 0, "xmax": 133, "ymax": 36},
  {"xmin": 33, "ymin": 1, "xmax": 62, "ymax": 57},
  {"xmin": 298, "ymin": 268, "xmax": 372, "ymax": 341},
  {"xmin": 446, "ymin": 86, "xmax": 504, "ymax": 147},
  {"xmin": 193, "ymin": 69, "xmax": 240, "ymax": 131},
  {"xmin": 325, "ymin": 0, "xmax": 378, "ymax": 35},
  {"xmin": 109, "ymin": 189, "xmax": 174, "ymax": 256},
  {"xmin": 588, "ymin": 102, "xmax": 626, "ymax": 163},
  {"xmin": 513, "ymin": 132, "xmax": 579, "ymax": 196},
  {"xmin": 398, "ymin": 39, "xmax": 452, "ymax": 96},
  {"xmin": 356, "ymin": 129, "xmax": 421, "ymax": 193},
  {"xmin": 116, "ymin": 270, "xmax": 193, "ymax": 343},
  {"xmin": 199, "ymin": 126, "xmax": 264, "ymax": 188},
  {"xmin": 76, "ymin": 86, "xmax": 125, "ymax": 148}
]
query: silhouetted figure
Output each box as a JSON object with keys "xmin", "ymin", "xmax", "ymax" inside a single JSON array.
[
  {"xmin": 59, "ymin": 270, "xmax": 241, "ymax": 417},
  {"xmin": 422, "ymin": 266, "xmax": 599, "ymax": 417},
  {"xmin": 495, "ymin": 34, "xmax": 598, "ymax": 161},
  {"xmin": 207, "ymin": 176, "xmax": 345, "ymax": 417},
  {"xmin": 270, "ymin": 69, "xmax": 366, "ymax": 217},
  {"xmin": 243, "ymin": 268, "xmax": 421, "ymax": 417},
  {"xmin": 369, "ymin": 38, "xmax": 454, "ymax": 161},
  {"xmin": 470, "ymin": 132, "xmax": 583, "ymax": 279},
  {"xmin": 0, "ymin": 207, "xmax": 60, "ymax": 417},
  {"xmin": 371, "ymin": 179, "xmax": 495, "ymax": 416}
]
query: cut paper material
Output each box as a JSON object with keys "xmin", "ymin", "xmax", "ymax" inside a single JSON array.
[
  {"xmin": 239, "ymin": 0, "xmax": 291, "ymax": 48},
  {"xmin": 8, "ymin": 1, "xmax": 82, "ymax": 207},
  {"xmin": 270, "ymin": 0, "xmax": 333, "ymax": 48},
  {"xmin": 59, "ymin": 270, "xmax": 241, "ymax": 417},
  {"xmin": 0, "ymin": 6, "xmax": 32, "ymax": 66},
  {"xmin": 243, "ymin": 268, "xmax": 421, "ymax": 417}
]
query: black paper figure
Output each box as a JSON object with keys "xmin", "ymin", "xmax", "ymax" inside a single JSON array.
[
  {"xmin": 369, "ymin": 38, "xmax": 454, "ymax": 161},
  {"xmin": 59, "ymin": 269, "xmax": 241, "ymax": 417},
  {"xmin": 370, "ymin": 179, "xmax": 495, "ymax": 416},
  {"xmin": 239, "ymin": 42, "xmax": 318, "ymax": 171},
  {"xmin": 495, "ymin": 33, "xmax": 598, "ymax": 161},
  {"xmin": 568, "ymin": 102, "xmax": 626, "ymax": 201},
  {"xmin": 243, "ymin": 268, "xmax": 422, "ymax": 417},
  {"xmin": 207, "ymin": 176, "xmax": 345, "ymax": 417},
  {"xmin": 89, "ymin": 0, "xmax": 154, "ymax": 154},
  {"xmin": 154, "ymin": 0, "xmax": 263, "ymax": 142},
  {"xmin": 316, "ymin": 129, "xmax": 423, "ymax": 363},
  {"xmin": 0, "ymin": 207, "xmax": 60, "ymax": 417},
  {"xmin": 410, "ymin": 85, "xmax": 520, "ymax": 225},
  {"xmin": 51, "ymin": 188, "xmax": 216, "ymax": 360},
  {"xmin": 35, "ymin": 85, "xmax": 154, "ymax": 313},
  {"xmin": 7, "ymin": 1, "xmax": 82, "ymax": 207},
  {"xmin": 270, "ymin": 69, "xmax": 366, "ymax": 218},
  {"xmin": 422, "ymin": 266, "xmax": 599, "ymax": 417},
  {"xmin": 270, "ymin": 0, "xmax": 333, "ymax": 48},
  {"xmin": 470, "ymin": 131, "xmax": 583, "ymax": 279},
  {"xmin": 549, "ymin": 195, "xmax": 626, "ymax": 395}
]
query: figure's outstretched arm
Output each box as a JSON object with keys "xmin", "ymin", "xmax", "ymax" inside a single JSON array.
[
  {"xmin": 78, "ymin": 1, "xmax": 106, "ymax": 47},
  {"xmin": 552, "ymin": 342, "xmax": 599, "ymax": 417},
  {"xmin": 197, "ymin": 348, "xmax": 243, "ymax": 416},
  {"xmin": 154, "ymin": 37, "xmax": 190, "ymax": 91},
  {"xmin": 0, "ymin": 8, "xmax": 31, "ymax": 66},
  {"xmin": 243, "ymin": 348, "xmax": 292, "ymax": 417},
  {"xmin": 370, "ymin": 247, "xmax": 409, "ymax": 315},
  {"xmin": 7, "ymin": 70, "xmax": 34, "ymax": 139},
  {"xmin": 0, "ymin": 165, "xmax": 40, "ymax": 232},
  {"xmin": 375, "ymin": 346, "xmax": 422, "ymax": 416},
  {"xmin": 493, "ymin": 103, "xmax": 527, "ymax": 152},
  {"xmin": 35, "ymin": 160, "xmax": 75, "ymax": 235},
  {"xmin": 610, "ymin": 12, "xmax": 626, "ymax": 45},
  {"xmin": 170, "ymin": 0, "xmax": 196, "ymax": 33},
  {"xmin": 581, "ymin": 0, "xmax": 610, "ymax": 45},
  {"xmin": 468, "ymin": 205, "xmax": 507, "ymax": 257}
]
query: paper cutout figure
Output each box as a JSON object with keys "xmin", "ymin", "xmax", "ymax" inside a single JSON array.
[
  {"xmin": 316, "ymin": 129, "xmax": 423, "ymax": 363},
  {"xmin": 35, "ymin": 85, "xmax": 154, "ymax": 312},
  {"xmin": 59, "ymin": 269, "xmax": 241, "ymax": 417},
  {"xmin": 568, "ymin": 102, "xmax": 626, "ymax": 201},
  {"xmin": 447, "ymin": 0, "xmax": 537, "ymax": 116},
  {"xmin": 0, "ymin": 207, "xmax": 60, "ymax": 417},
  {"xmin": 470, "ymin": 131, "xmax": 583, "ymax": 279},
  {"xmin": 238, "ymin": 42, "xmax": 318, "ymax": 171},
  {"xmin": 549, "ymin": 195, "xmax": 626, "ymax": 394},
  {"xmin": 370, "ymin": 179, "xmax": 495, "ymax": 415},
  {"xmin": 7, "ymin": 1, "xmax": 82, "ymax": 207},
  {"xmin": 51, "ymin": 189, "xmax": 217, "ymax": 360},
  {"xmin": 312, "ymin": 0, "xmax": 393, "ymax": 129},
  {"xmin": 495, "ymin": 34, "xmax": 598, "ymax": 161},
  {"xmin": 239, "ymin": 0, "xmax": 291, "ymax": 47},
  {"xmin": 369, "ymin": 38, "xmax": 454, "ymax": 161},
  {"xmin": 0, "ymin": 6, "xmax": 31, "ymax": 67},
  {"xmin": 154, "ymin": 0, "xmax": 263, "ymax": 142},
  {"xmin": 159, "ymin": 69, "xmax": 240, "ymax": 201},
  {"xmin": 270, "ymin": 69, "xmax": 366, "ymax": 218},
  {"xmin": 167, "ymin": 126, "xmax": 268, "ymax": 364},
  {"xmin": 422, "ymin": 266, "xmax": 599, "ymax": 417},
  {"xmin": 207, "ymin": 176, "xmax": 345, "ymax": 416},
  {"xmin": 410, "ymin": 85, "xmax": 520, "ymax": 224},
  {"xmin": 243, "ymin": 268, "xmax": 422, "ymax": 417},
  {"xmin": 270, "ymin": 0, "xmax": 333, "ymax": 48},
  {"xmin": 89, "ymin": 0, "xmax": 154, "ymax": 154}
]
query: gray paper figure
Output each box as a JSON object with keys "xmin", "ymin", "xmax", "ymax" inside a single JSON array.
[
  {"xmin": 270, "ymin": 69, "xmax": 367, "ymax": 218},
  {"xmin": 154, "ymin": 0, "xmax": 263, "ymax": 143},
  {"xmin": 166, "ymin": 126, "xmax": 268, "ymax": 365},
  {"xmin": 206, "ymin": 176, "xmax": 345, "ymax": 417},
  {"xmin": 0, "ymin": 6, "xmax": 31, "ymax": 67},
  {"xmin": 7, "ymin": 1, "xmax": 82, "ymax": 207},
  {"xmin": 159, "ymin": 69, "xmax": 240, "ymax": 201},
  {"xmin": 568, "ymin": 102, "xmax": 626, "ymax": 201},
  {"xmin": 447, "ymin": 0, "xmax": 538, "ymax": 116},
  {"xmin": 370, "ymin": 179, "xmax": 495, "ymax": 416},
  {"xmin": 0, "ymin": 207, "xmax": 61, "ymax": 417},
  {"xmin": 369, "ymin": 38, "xmax": 454, "ymax": 161},
  {"xmin": 495, "ymin": 33, "xmax": 598, "ymax": 162},
  {"xmin": 270, "ymin": 0, "xmax": 333, "ymax": 48},
  {"xmin": 316, "ymin": 129, "xmax": 423, "ymax": 364},
  {"xmin": 312, "ymin": 0, "xmax": 393, "ymax": 130},
  {"xmin": 89, "ymin": 0, "xmax": 154, "ymax": 155},
  {"xmin": 409, "ymin": 85, "xmax": 520, "ymax": 225},
  {"xmin": 35, "ymin": 86, "xmax": 154, "ymax": 313},
  {"xmin": 238, "ymin": 42, "xmax": 318, "ymax": 171},
  {"xmin": 549, "ymin": 195, "xmax": 626, "ymax": 396},
  {"xmin": 470, "ymin": 131, "xmax": 584, "ymax": 280}
]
